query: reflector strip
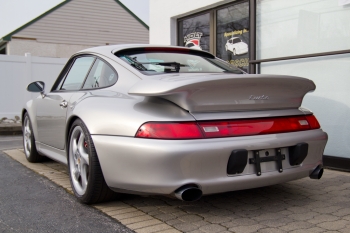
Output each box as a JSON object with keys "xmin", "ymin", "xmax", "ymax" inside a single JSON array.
[
  {"xmin": 203, "ymin": 126, "xmax": 219, "ymax": 132},
  {"xmin": 198, "ymin": 115, "xmax": 319, "ymax": 138},
  {"xmin": 298, "ymin": 120, "xmax": 309, "ymax": 126},
  {"xmin": 135, "ymin": 115, "xmax": 321, "ymax": 139}
]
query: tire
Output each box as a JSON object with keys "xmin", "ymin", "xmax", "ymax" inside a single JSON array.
[
  {"xmin": 67, "ymin": 119, "xmax": 119, "ymax": 204},
  {"xmin": 23, "ymin": 113, "xmax": 44, "ymax": 162}
]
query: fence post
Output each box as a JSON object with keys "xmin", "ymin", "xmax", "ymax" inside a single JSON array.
[{"xmin": 25, "ymin": 53, "xmax": 32, "ymax": 103}]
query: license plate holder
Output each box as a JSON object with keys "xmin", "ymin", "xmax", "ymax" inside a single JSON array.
[{"xmin": 249, "ymin": 148, "xmax": 286, "ymax": 176}]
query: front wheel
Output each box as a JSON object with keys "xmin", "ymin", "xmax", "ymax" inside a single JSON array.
[
  {"xmin": 68, "ymin": 119, "xmax": 118, "ymax": 204},
  {"xmin": 23, "ymin": 113, "xmax": 44, "ymax": 162}
]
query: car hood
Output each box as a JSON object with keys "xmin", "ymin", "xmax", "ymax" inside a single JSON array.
[{"xmin": 128, "ymin": 73, "xmax": 316, "ymax": 113}]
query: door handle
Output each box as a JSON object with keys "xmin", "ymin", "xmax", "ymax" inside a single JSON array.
[{"xmin": 60, "ymin": 100, "xmax": 68, "ymax": 108}]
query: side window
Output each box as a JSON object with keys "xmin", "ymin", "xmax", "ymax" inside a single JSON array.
[
  {"xmin": 83, "ymin": 59, "xmax": 117, "ymax": 89},
  {"xmin": 60, "ymin": 56, "xmax": 95, "ymax": 91}
]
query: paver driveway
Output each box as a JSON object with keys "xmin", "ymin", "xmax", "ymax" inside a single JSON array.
[{"xmin": 4, "ymin": 149, "xmax": 350, "ymax": 233}]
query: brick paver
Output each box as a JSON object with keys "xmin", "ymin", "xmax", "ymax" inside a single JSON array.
[{"xmin": 4, "ymin": 149, "xmax": 350, "ymax": 233}]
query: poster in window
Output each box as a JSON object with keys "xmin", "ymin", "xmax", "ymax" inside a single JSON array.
[
  {"xmin": 180, "ymin": 13, "xmax": 210, "ymax": 52},
  {"xmin": 216, "ymin": 2, "xmax": 249, "ymax": 72}
]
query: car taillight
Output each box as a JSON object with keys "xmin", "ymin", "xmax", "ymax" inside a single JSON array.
[
  {"xmin": 135, "ymin": 122, "xmax": 203, "ymax": 139},
  {"xmin": 135, "ymin": 115, "xmax": 320, "ymax": 139},
  {"xmin": 305, "ymin": 114, "xmax": 321, "ymax": 129}
]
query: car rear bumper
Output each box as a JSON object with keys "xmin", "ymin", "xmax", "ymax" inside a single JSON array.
[{"xmin": 92, "ymin": 129, "xmax": 327, "ymax": 196}]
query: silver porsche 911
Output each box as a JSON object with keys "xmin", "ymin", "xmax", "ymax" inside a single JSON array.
[{"xmin": 23, "ymin": 44, "xmax": 328, "ymax": 204}]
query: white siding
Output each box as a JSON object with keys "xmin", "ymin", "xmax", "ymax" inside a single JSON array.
[
  {"xmin": 13, "ymin": 0, "xmax": 149, "ymax": 46},
  {"xmin": 0, "ymin": 54, "xmax": 67, "ymax": 119}
]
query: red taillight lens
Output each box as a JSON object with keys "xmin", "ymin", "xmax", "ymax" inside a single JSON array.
[
  {"xmin": 305, "ymin": 115, "xmax": 321, "ymax": 129},
  {"xmin": 135, "ymin": 115, "xmax": 320, "ymax": 139},
  {"xmin": 198, "ymin": 115, "xmax": 319, "ymax": 138},
  {"xmin": 135, "ymin": 122, "xmax": 203, "ymax": 139}
]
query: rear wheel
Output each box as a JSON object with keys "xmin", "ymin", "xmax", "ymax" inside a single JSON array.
[
  {"xmin": 23, "ymin": 113, "xmax": 44, "ymax": 162},
  {"xmin": 68, "ymin": 119, "xmax": 118, "ymax": 204}
]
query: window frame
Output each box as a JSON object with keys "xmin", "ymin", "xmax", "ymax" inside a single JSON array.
[
  {"xmin": 177, "ymin": 0, "xmax": 249, "ymax": 54},
  {"xmin": 115, "ymin": 48, "xmax": 243, "ymax": 75},
  {"xmin": 82, "ymin": 57, "xmax": 119, "ymax": 90},
  {"xmin": 51, "ymin": 54, "xmax": 118, "ymax": 92}
]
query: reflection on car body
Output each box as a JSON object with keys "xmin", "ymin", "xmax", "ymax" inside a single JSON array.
[{"xmin": 22, "ymin": 44, "xmax": 327, "ymax": 204}]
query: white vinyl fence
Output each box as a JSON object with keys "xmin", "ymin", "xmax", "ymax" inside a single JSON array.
[{"xmin": 0, "ymin": 53, "xmax": 67, "ymax": 120}]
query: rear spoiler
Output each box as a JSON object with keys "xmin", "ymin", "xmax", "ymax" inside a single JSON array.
[{"xmin": 128, "ymin": 74, "xmax": 316, "ymax": 112}]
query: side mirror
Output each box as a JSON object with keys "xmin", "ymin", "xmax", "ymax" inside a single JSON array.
[{"xmin": 27, "ymin": 81, "xmax": 46, "ymax": 97}]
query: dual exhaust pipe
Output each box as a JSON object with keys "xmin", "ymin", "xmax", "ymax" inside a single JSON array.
[{"xmin": 175, "ymin": 165, "xmax": 323, "ymax": 201}]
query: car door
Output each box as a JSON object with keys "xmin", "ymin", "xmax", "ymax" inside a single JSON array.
[{"xmin": 35, "ymin": 56, "xmax": 96, "ymax": 149}]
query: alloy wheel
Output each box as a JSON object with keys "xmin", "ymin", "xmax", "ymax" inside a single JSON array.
[
  {"xmin": 69, "ymin": 126, "xmax": 90, "ymax": 196},
  {"xmin": 23, "ymin": 116, "xmax": 32, "ymax": 157}
]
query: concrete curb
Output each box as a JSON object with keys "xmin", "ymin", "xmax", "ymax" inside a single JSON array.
[{"xmin": 0, "ymin": 123, "xmax": 22, "ymax": 135}]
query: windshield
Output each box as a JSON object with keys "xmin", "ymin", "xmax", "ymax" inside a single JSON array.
[
  {"xmin": 115, "ymin": 48, "xmax": 243, "ymax": 75},
  {"xmin": 232, "ymin": 38, "xmax": 241, "ymax": 44}
]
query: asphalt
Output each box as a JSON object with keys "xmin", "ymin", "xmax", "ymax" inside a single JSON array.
[
  {"xmin": 0, "ymin": 148, "xmax": 133, "ymax": 232},
  {"xmin": 0, "ymin": 135, "xmax": 23, "ymax": 150}
]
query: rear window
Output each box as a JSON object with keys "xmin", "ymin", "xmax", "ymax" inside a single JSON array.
[{"xmin": 115, "ymin": 48, "xmax": 243, "ymax": 75}]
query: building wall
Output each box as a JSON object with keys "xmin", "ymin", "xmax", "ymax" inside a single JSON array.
[
  {"xmin": 256, "ymin": 0, "xmax": 350, "ymax": 159},
  {"xmin": 9, "ymin": 0, "xmax": 149, "ymax": 57},
  {"xmin": 7, "ymin": 39, "xmax": 91, "ymax": 58},
  {"xmin": 150, "ymin": 0, "xmax": 235, "ymax": 45},
  {"xmin": 149, "ymin": 0, "xmax": 350, "ymax": 159}
]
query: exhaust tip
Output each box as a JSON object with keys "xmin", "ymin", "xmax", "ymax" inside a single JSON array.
[
  {"xmin": 310, "ymin": 165, "xmax": 324, "ymax": 179},
  {"xmin": 175, "ymin": 184, "xmax": 202, "ymax": 202}
]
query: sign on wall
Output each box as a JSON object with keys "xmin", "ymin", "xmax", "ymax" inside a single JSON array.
[
  {"xmin": 180, "ymin": 13, "xmax": 210, "ymax": 52},
  {"xmin": 216, "ymin": 2, "xmax": 250, "ymax": 72}
]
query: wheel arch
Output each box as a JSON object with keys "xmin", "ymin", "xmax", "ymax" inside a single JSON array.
[
  {"xmin": 65, "ymin": 115, "xmax": 80, "ymax": 150},
  {"xmin": 21, "ymin": 109, "xmax": 27, "ymax": 122}
]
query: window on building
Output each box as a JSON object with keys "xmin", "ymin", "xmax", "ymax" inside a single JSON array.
[
  {"xmin": 216, "ymin": 1, "xmax": 249, "ymax": 71},
  {"xmin": 178, "ymin": 13, "xmax": 210, "ymax": 52},
  {"xmin": 177, "ymin": 1, "xmax": 250, "ymax": 72}
]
